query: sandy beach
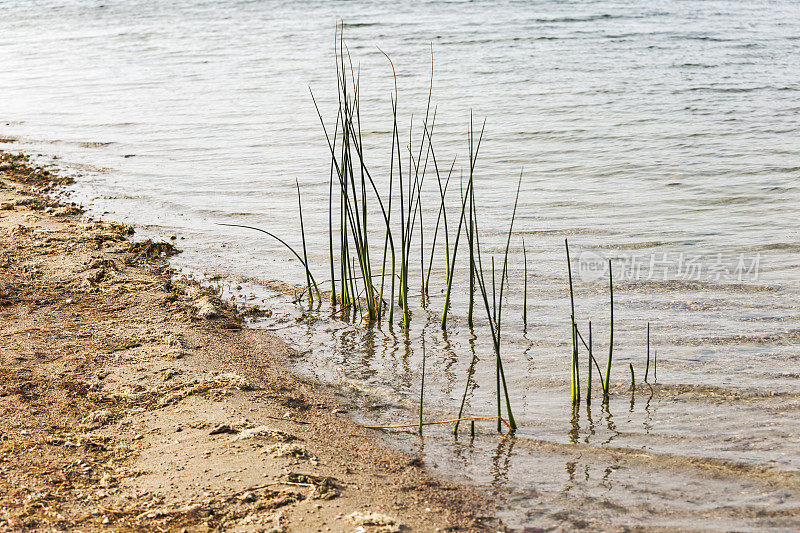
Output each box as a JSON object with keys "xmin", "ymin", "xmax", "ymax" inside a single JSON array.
[{"xmin": 0, "ymin": 150, "xmax": 503, "ymax": 532}]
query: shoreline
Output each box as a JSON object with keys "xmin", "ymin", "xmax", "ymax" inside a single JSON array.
[{"xmin": 0, "ymin": 151, "xmax": 503, "ymax": 532}]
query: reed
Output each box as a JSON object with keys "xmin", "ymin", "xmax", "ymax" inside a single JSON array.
[
  {"xmin": 440, "ymin": 115, "xmax": 483, "ymax": 329},
  {"xmin": 423, "ymin": 157, "xmax": 454, "ymax": 296},
  {"xmin": 467, "ymin": 181, "xmax": 476, "ymax": 327},
  {"xmin": 251, "ymin": 29, "xmax": 671, "ymax": 437},
  {"xmin": 296, "ymin": 180, "xmax": 314, "ymax": 306},
  {"xmin": 522, "ymin": 238, "xmax": 528, "ymax": 329},
  {"xmin": 644, "ymin": 322, "xmax": 651, "ymax": 382},
  {"xmin": 304, "ymin": 29, "xmax": 532, "ymax": 432},
  {"xmin": 419, "ymin": 335, "xmax": 426, "ymax": 434},
  {"xmin": 327, "ymin": 111, "xmax": 340, "ymax": 307},
  {"xmin": 453, "ymin": 330, "xmax": 479, "ymax": 435},
  {"xmin": 416, "ymin": 50, "xmax": 435, "ymax": 304},
  {"xmin": 565, "ymin": 239, "xmax": 580, "ymax": 405},
  {"xmin": 586, "ymin": 320, "xmax": 593, "ymax": 405},
  {"xmin": 603, "ymin": 258, "xmax": 614, "ymax": 403},
  {"xmin": 654, "ymin": 349, "xmax": 657, "ymax": 383},
  {"xmin": 217, "ymin": 222, "xmax": 321, "ymax": 303},
  {"xmin": 311, "ymin": 29, "xmax": 403, "ymax": 323},
  {"xmin": 629, "ymin": 363, "xmax": 635, "ymax": 390},
  {"xmin": 564, "ymin": 254, "xmax": 618, "ymax": 405},
  {"xmin": 395, "ymin": 89, "xmax": 410, "ymax": 327},
  {"xmin": 468, "ymin": 173, "xmax": 522, "ymax": 431}
]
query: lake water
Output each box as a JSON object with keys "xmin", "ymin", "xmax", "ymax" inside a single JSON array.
[{"xmin": 3, "ymin": 0, "xmax": 799, "ymax": 529}]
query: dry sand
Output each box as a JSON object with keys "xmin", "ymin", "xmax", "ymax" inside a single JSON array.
[{"xmin": 0, "ymin": 151, "xmax": 504, "ymax": 532}]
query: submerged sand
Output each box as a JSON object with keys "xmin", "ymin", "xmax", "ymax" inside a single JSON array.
[{"xmin": 0, "ymin": 151, "xmax": 502, "ymax": 532}]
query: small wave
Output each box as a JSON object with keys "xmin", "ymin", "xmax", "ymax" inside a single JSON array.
[
  {"xmin": 678, "ymin": 35, "xmax": 735, "ymax": 42},
  {"xmin": 673, "ymin": 329, "xmax": 800, "ymax": 347},
  {"xmin": 677, "ymin": 63, "xmax": 716, "ymax": 69},
  {"xmin": 508, "ymin": 429, "xmax": 800, "ymax": 489},
  {"xmin": 534, "ymin": 13, "xmax": 618, "ymax": 24},
  {"xmin": 341, "ymin": 22, "xmax": 380, "ymax": 28},
  {"xmin": 79, "ymin": 141, "xmax": 115, "ymax": 148},
  {"xmin": 619, "ymin": 279, "xmax": 781, "ymax": 294},
  {"xmin": 519, "ymin": 227, "xmax": 606, "ymax": 237},
  {"xmin": 594, "ymin": 241, "xmax": 684, "ymax": 250},
  {"xmin": 655, "ymin": 383, "xmax": 800, "ymax": 403},
  {"xmin": 681, "ymin": 86, "xmax": 772, "ymax": 93}
]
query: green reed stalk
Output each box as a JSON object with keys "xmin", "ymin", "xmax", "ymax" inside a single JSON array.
[
  {"xmin": 380, "ymin": 60, "xmax": 400, "ymax": 322},
  {"xmin": 419, "ymin": 335, "xmax": 426, "ymax": 434},
  {"xmin": 402, "ymin": 106, "xmax": 434, "ymax": 313},
  {"xmin": 296, "ymin": 180, "xmax": 315, "ymax": 305},
  {"xmin": 492, "ymin": 257, "xmax": 497, "ymax": 324},
  {"xmin": 441, "ymin": 115, "xmax": 483, "ymax": 329},
  {"xmin": 565, "ymin": 239, "xmax": 580, "ymax": 405},
  {"xmin": 453, "ymin": 330, "xmax": 478, "ymax": 434},
  {"xmin": 629, "ymin": 363, "xmax": 635, "ymax": 390},
  {"xmin": 423, "ymin": 157, "xmax": 454, "ymax": 294},
  {"xmin": 472, "ymin": 243, "xmax": 516, "ymax": 432},
  {"xmin": 415, "ymin": 56, "xmax": 434, "ymax": 301},
  {"xmin": 603, "ymin": 258, "xmax": 614, "ymax": 403},
  {"xmin": 587, "ymin": 320, "xmax": 593, "ymax": 405},
  {"xmin": 338, "ymin": 32, "xmax": 351, "ymax": 310},
  {"xmin": 644, "ymin": 322, "xmax": 651, "ymax": 382},
  {"xmin": 352, "ymin": 72, "xmax": 382, "ymax": 321},
  {"xmin": 327, "ymin": 112, "xmax": 340, "ymax": 307},
  {"xmin": 420, "ymin": 119, "xmax": 455, "ymax": 298},
  {"xmin": 313, "ymin": 35, "xmax": 406, "ymax": 323},
  {"xmin": 492, "ymin": 256, "xmax": 499, "ymax": 429},
  {"xmin": 492, "ymin": 174, "xmax": 523, "ymax": 430},
  {"xmin": 391, "ymin": 94, "xmax": 409, "ymax": 327},
  {"xmin": 522, "ymin": 238, "xmax": 528, "ymax": 329},
  {"xmin": 218, "ymin": 223, "xmax": 320, "ymax": 302},
  {"xmin": 467, "ymin": 180, "xmax": 475, "ymax": 327},
  {"xmin": 378, "ymin": 131, "xmax": 395, "ymax": 319},
  {"xmin": 468, "ymin": 172, "xmax": 521, "ymax": 431}
]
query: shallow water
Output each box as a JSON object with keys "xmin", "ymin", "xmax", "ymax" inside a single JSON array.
[{"xmin": 3, "ymin": 0, "xmax": 799, "ymax": 528}]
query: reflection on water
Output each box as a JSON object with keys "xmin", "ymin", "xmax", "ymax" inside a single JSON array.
[{"xmin": 3, "ymin": 0, "xmax": 800, "ymax": 528}]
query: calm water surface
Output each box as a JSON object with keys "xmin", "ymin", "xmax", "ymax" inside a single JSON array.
[{"xmin": 2, "ymin": 0, "xmax": 799, "ymax": 528}]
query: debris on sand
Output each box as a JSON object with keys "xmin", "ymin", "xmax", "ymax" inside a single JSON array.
[
  {"xmin": 209, "ymin": 424, "xmax": 240, "ymax": 435},
  {"xmin": 193, "ymin": 294, "xmax": 219, "ymax": 318},
  {"xmin": 0, "ymin": 151, "xmax": 73, "ymax": 186},
  {"xmin": 235, "ymin": 425, "xmax": 295, "ymax": 442},
  {"xmin": 80, "ymin": 408, "xmax": 114, "ymax": 430},
  {"xmin": 263, "ymin": 443, "xmax": 308, "ymax": 459},
  {"xmin": 127, "ymin": 239, "xmax": 176, "ymax": 262},
  {"xmin": 346, "ymin": 511, "xmax": 402, "ymax": 532},
  {"xmin": 286, "ymin": 473, "xmax": 338, "ymax": 500}
]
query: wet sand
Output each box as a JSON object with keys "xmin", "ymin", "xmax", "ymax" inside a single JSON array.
[{"xmin": 0, "ymin": 151, "xmax": 502, "ymax": 532}]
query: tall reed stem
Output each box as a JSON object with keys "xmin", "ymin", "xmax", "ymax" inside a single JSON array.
[
  {"xmin": 654, "ymin": 349, "xmax": 657, "ymax": 383},
  {"xmin": 587, "ymin": 320, "xmax": 593, "ymax": 405},
  {"xmin": 441, "ymin": 114, "xmax": 483, "ymax": 329},
  {"xmin": 603, "ymin": 259, "xmax": 614, "ymax": 404},
  {"xmin": 565, "ymin": 239, "xmax": 580, "ymax": 405},
  {"xmin": 419, "ymin": 335, "xmax": 426, "ymax": 434},
  {"xmin": 644, "ymin": 322, "xmax": 651, "ymax": 382},
  {"xmin": 297, "ymin": 180, "xmax": 314, "ymax": 305},
  {"xmin": 522, "ymin": 238, "xmax": 528, "ymax": 329},
  {"xmin": 467, "ymin": 181, "xmax": 475, "ymax": 327}
]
